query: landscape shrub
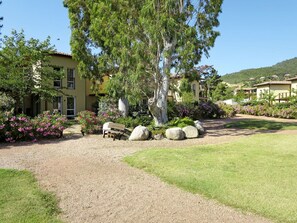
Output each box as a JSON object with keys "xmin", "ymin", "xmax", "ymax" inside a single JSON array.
[
  {"xmin": 217, "ymin": 102, "xmax": 236, "ymax": 118},
  {"xmin": 169, "ymin": 101, "xmax": 232, "ymax": 120},
  {"xmin": 235, "ymin": 104, "xmax": 297, "ymax": 119},
  {"xmin": 32, "ymin": 111, "xmax": 67, "ymax": 138},
  {"xmin": 116, "ymin": 115, "xmax": 153, "ymax": 128},
  {"xmin": 0, "ymin": 111, "xmax": 67, "ymax": 143},
  {"xmin": 0, "ymin": 113, "xmax": 34, "ymax": 143},
  {"xmin": 198, "ymin": 101, "xmax": 225, "ymax": 119},
  {"xmin": 98, "ymin": 106, "xmax": 123, "ymax": 124},
  {"xmin": 77, "ymin": 110, "xmax": 100, "ymax": 134},
  {"xmin": 167, "ymin": 101, "xmax": 178, "ymax": 120},
  {"xmin": 168, "ymin": 117, "xmax": 195, "ymax": 128},
  {"xmin": 175, "ymin": 103, "xmax": 199, "ymax": 119},
  {"xmin": 0, "ymin": 92, "xmax": 15, "ymax": 112}
]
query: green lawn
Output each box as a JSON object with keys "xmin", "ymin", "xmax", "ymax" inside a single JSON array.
[
  {"xmin": 125, "ymin": 134, "xmax": 297, "ymax": 223},
  {"xmin": 225, "ymin": 119, "xmax": 297, "ymax": 130},
  {"xmin": 0, "ymin": 169, "xmax": 62, "ymax": 223}
]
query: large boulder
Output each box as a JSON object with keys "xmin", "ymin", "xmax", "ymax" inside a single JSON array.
[
  {"xmin": 182, "ymin": 126, "xmax": 199, "ymax": 139},
  {"xmin": 165, "ymin": 127, "xmax": 185, "ymax": 140},
  {"xmin": 129, "ymin": 125, "xmax": 150, "ymax": 141},
  {"xmin": 194, "ymin": 120, "xmax": 205, "ymax": 135}
]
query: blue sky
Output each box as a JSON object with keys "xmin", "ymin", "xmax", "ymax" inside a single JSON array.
[{"xmin": 1, "ymin": 0, "xmax": 297, "ymax": 76}]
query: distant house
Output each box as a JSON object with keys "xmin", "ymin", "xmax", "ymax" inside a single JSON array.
[
  {"xmin": 168, "ymin": 76, "xmax": 206, "ymax": 102},
  {"xmin": 287, "ymin": 76, "xmax": 297, "ymax": 95},
  {"xmin": 254, "ymin": 81, "xmax": 291, "ymax": 103},
  {"xmin": 234, "ymin": 87, "xmax": 257, "ymax": 100}
]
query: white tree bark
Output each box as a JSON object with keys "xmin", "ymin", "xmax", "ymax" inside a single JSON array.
[
  {"xmin": 148, "ymin": 38, "xmax": 175, "ymax": 126},
  {"xmin": 148, "ymin": 74, "xmax": 169, "ymax": 126},
  {"xmin": 118, "ymin": 97, "xmax": 129, "ymax": 117}
]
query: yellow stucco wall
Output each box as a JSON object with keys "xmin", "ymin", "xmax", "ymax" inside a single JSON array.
[
  {"xmin": 170, "ymin": 79, "xmax": 201, "ymax": 102},
  {"xmin": 256, "ymin": 84, "xmax": 291, "ymax": 99},
  {"xmin": 43, "ymin": 55, "xmax": 86, "ymax": 117},
  {"xmin": 85, "ymin": 75, "xmax": 109, "ymax": 96},
  {"xmin": 256, "ymin": 86, "xmax": 269, "ymax": 99},
  {"xmin": 270, "ymin": 84, "xmax": 291, "ymax": 99},
  {"xmin": 291, "ymin": 81, "xmax": 297, "ymax": 95}
]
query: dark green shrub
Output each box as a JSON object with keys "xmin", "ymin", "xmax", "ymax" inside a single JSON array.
[
  {"xmin": 77, "ymin": 110, "xmax": 101, "ymax": 134},
  {"xmin": 217, "ymin": 102, "xmax": 236, "ymax": 118},
  {"xmin": 198, "ymin": 101, "xmax": 225, "ymax": 119},
  {"xmin": 168, "ymin": 117, "xmax": 194, "ymax": 128},
  {"xmin": 116, "ymin": 115, "xmax": 153, "ymax": 128}
]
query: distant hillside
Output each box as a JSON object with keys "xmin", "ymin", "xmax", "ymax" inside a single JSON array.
[{"xmin": 222, "ymin": 57, "xmax": 297, "ymax": 84}]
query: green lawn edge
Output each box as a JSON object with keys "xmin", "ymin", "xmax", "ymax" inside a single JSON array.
[
  {"xmin": 0, "ymin": 169, "xmax": 62, "ymax": 223},
  {"xmin": 124, "ymin": 134, "xmax": 297, "ymax": 223},
  {"xmin": 225, "ymin": 119, "xmax": 297, "ymax": 130}
]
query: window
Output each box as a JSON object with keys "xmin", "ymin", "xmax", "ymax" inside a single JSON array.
[
  {"xmin": 53, "ymin": 67, "xmax": 62, "ymax": 88},
  {"xmin": 67, "ymin": 97, "xmax": 76, "ymax": 117},
  {"xmin": 67, "ymin": 68, "xmax": 75, "ymax": 89},
  {"xmin": 53, "ymin": 96, "xmax": 62, "ymax": 113}
]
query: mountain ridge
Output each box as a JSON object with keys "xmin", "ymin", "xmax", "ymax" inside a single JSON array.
[{"xmin": 221, "ymin": 57, "xmax": 297, "ymax": 84}]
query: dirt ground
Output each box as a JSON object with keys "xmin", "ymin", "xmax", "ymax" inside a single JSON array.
[{"xmin": 1, "ymin": 114, "xmax": 293, "ymax": 223}]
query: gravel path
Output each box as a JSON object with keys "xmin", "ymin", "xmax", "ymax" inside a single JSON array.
[{"xmin": 0, "ymin": 115, "xmax": 285, "ymax": 223}]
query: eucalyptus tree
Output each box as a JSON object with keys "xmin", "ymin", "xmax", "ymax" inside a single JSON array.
[
  {"xmin": 0, "ymin": 1, "xmax": 3, "ymax": 35},
  {"xmin": 65, "ymin": 0, "xmax": 223, "ymax": 125}
]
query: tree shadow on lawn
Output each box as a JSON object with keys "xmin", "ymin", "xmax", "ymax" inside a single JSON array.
[
  {"xmin": 0, "ymin": 133, "xmax": 83, "ymax": 150},
  {"xmin": 224, "ymin": 118, "xmax": 297, "ymax": 130},
  {"xmin": 201, "ymin": 118, "xmax": 290, "ymax": 138}
]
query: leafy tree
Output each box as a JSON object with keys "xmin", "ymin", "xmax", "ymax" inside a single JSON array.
[
  {"xmin": 0, "ymin": 1, "xmax": 3, "ymax": 35},
  {"xmin": 198, "ymin": 65, "xmax": 222, "ymax": 100},
  {"xmin": 212, "ymin": 82, "xmax": 233, "ymax": 101},
  {"xmin": 260, "ymin": 91, "xmax": 276, "ymax": 106},
  {"xmin": 64, "ymin": 0, "xmax": 223, "ymax": 125},
  {"xmin": 234, "ymin": 90, "xmax": 246, "ymax": 103},
  {"xmin": 0, "ymin": 92, "xmax": 15, "ymax": 111},
  {"xmin": 0, "ymin": 30, "xmax": 63, "ymax": 112},
  {"xmin": 179, "ymin": 78, "xmax": 192, "ymax": 95}
]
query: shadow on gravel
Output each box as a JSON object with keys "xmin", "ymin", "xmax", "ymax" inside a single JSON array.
[{"xmin": 0, "ymin": 134, "xmax": 83, "ymax": 149}]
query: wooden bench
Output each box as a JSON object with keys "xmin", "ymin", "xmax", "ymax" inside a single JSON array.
[{"xmin": 103, "ymin": 122, "xmax": 131, "ymax": 140}]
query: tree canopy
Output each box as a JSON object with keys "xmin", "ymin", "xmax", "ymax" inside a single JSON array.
[
  {"xmin": 65, "ymin": 0, "xmax": 223, "ymax": 125},
  {"xmin": 0, "ymin": 31, "xmax": 63, "ymax": 111}
]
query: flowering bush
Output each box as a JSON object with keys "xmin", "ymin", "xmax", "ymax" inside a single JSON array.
[
  {"xmin": 235, "ymin": 104, "xmax": 297, "ymax": 119},
  {"xmin": 98, "ymin": 105, "xmax": 123, "ymax": 124},
  {"xmin": 32, "ymin": 111, "xmax": 67, "ymax": 139},
  {"xmin": 217, "ymin": 102, "xmax": 236, "ymax": 118},
  {"xmin": 0, "ymin": 112, "xmax": 34, "ymax": 143},
  {"xmin": 198, "ymin": 101, "xmax": 225, "ymax": 119},
  {"xmin": 168, "ymin": 101, "xmax": 233, "ymax": 120},
  {"xmin": 0, "ymin": 110, "xmax": 67, "ymax": 143},
  {"xmin": 77, "ymin": 110, "xmax": 101, "ymax": 134}
]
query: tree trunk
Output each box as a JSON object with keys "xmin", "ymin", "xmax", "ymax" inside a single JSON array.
[
  {"xmin": 118, "ymin": 97, "xmax": 129, "ymax": 117},
  {"xmin": 148, "ymin": 75, "xmax": 169, "ymax": 126},
  {"xmin": 148, "ymin": 37, "xmax": 175, "ymax": 126}
]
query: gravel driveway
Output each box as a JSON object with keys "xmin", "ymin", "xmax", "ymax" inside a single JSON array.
[{"xmin": 0, "ymin": 115, "xmax": 277, "ymax": 223}]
